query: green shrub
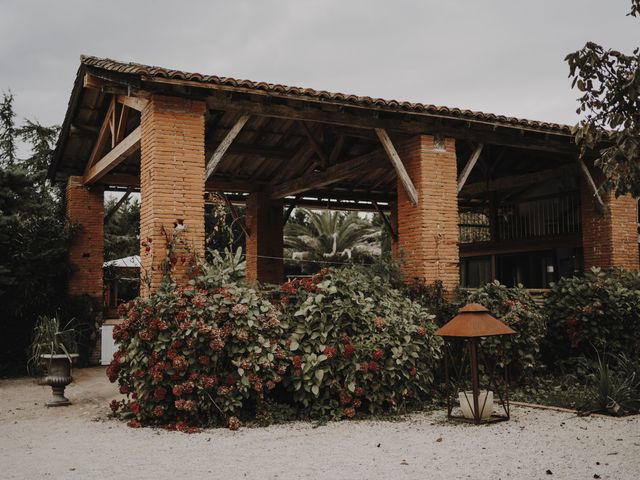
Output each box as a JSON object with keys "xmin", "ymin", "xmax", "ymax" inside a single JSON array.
[
  {"xmin": 403, "ymin": 279, "xmax": 457, "ymax": 326},
  {"xmin": 279, "ymin": 266, "xmax": 442, "ymax": 420},
  {"xmin": 584, "ymin": 352, "xmax": 640, "ymax": 416},
  {"xmin": 544, "ymin": 268, "xmax": 640, "ymax": 362},
  {"xmin": 108, "ymin": 281, "xmax": 290, "ymax": 431},
  {"xmin": 460, "ymin": 281, "xmax": 547, "ymax": 380}
]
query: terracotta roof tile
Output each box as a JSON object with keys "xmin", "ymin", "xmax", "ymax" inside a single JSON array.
[{"xmin": 80, "ymin": 55, "xmax": 574, "ymax": 135}]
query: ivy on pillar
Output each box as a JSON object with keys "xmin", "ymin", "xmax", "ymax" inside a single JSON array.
[
  {"xmin": 139, "ymin": 95, "xmax": 206, "ymax": 294},
  {"xmin": 395, "ymin": 135, "xmax": 460, "ymax": 292},
  {"xmin": 66, "ymin": 175, "xmax": 104, "ymax": 300},
  {"xmin": 245, "ymin": 191, "xmax": 284, "ymax": 284}
]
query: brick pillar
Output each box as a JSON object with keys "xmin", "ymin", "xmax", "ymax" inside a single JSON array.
[
  {"xmin": 581, "ymin": 178, "xmax": 639, "ymax": 271},
  {"xmin": 140, "ymin": 95, "xmax": 206, "ymax": 293},
  {"xmin": 66, "ymin": 176, "xmax": 104, "ymax": 299},
  {"xmin": 245, "ymin": 191, "xmax": 284, "ymax": 284},
  {"xmin": 396, "ymin": 135, "xmax": 460, "ymax": 291}
]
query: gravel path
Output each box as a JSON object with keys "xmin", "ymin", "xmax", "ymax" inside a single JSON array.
[{"xmin": 1, "ymin": 367, "xmax": 638, "ymax": 480}]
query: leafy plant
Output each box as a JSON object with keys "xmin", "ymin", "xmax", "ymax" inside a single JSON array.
[
  {"xmin": 460, "ymin": 281, "xmax": 547, "ymax": 381},
  {"xmin": 284, "ymin": 209, "xmax": 380, "ymax": 272},
  {"xmin": 278, "ymin": 265, "xmax": 442, "ymax": 420},
  {"xmin": 543, "ymin": 268, "xmax": 640, "ymax": 363},
  {"xmin": 108, "ymin": 280, "xmax": 289, "ymax": 430},
  {"xmin": 582, "ymin": 351, "xmax": 640, "ymax": 416},
  {"xmin": 28, "ymin": 315, "xmax": 78, "ymax": 373},
  {"xmin": 566, "ymin": 0, "xmax": 640, "ymax": 196}
]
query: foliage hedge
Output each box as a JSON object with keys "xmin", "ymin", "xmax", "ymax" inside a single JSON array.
[
  {"xmin": 279, "ymin": 266, "xmax": 442, "ymax": 419},
  {"xmin": 460, "ymin": 281, "xmax": 547, "ymax": 380},
  {"xmin": 543, "ymin": 268, "xmax": 640, "ymax": 363},
  {"xmin": 109, "ymin": 264, "xmax": 442, "ymax": 429}
]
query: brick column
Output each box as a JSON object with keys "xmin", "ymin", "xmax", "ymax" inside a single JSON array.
[
  {"xmin": 396, "ymin": 135, "xmax": 460, "ymax": 291},
  {"xmin": 245, "ymin": 191, "xmax": 284, "ymax": 284},
  {"xmin": 66, "ymin": 176, "xmax": 104, "ymax": 299},
  {"xmin": 581, "ymin": 178, "xmax": 639, "ymax": 271},
  {"xmin": 140, "ymin": 95, "xmax": 206, "ymax": 293}
]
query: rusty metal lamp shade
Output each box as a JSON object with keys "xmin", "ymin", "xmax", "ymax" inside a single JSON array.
[{"xmin": 435, "ymin": 303, "xmax": 516, "ymax": 424}]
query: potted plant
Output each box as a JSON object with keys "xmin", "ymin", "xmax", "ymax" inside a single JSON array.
[{"xmin": 29, "ymin": 315, "xmax": 79, "ymax": 407}]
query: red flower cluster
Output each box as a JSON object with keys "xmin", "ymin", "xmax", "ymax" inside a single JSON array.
[
  {"xmin": 344, "ymin": 407, "xmax": 356, "ymax": 419},
  {"xmin": 416, "ymin": 326, "xmax": 427, "ymax": 337},
  {"xmin": 339, "ymin": 391, "xmax": 353, "ymax": 405},
  {"xmin": 323, "ymin": 346, "xmax": 337, "ymax": 359},
  {"xmin": 292, "ymin": 355, "xmax": 302, "ymax": 369},
  {"xmin": 343, "ymin": 344, "xmax": 355, "ymax": 359},
  {"xmin": 175, "ymin": 399, "xmax": 196, "ymax": 411},
  {"xmin": 368, "ymin": 361, "xmax": 379, "ymax": 373},
  {"xmin": 372, "ymin": 349, "xmax": 384, "ymax": 360},
  {"xmin": 153, "ymin": 387, "xmax": 167, "ymax": 401}
]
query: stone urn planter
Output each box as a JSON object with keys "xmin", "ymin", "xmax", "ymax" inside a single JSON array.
[{"xmin": 40, "ymin": 353, "xmax": 79, "ymax": 407}]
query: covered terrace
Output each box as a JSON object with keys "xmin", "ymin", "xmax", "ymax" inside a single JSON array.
[{"xmin": 49, "ymin": 56, "xmax": 639, "ymax": 305}]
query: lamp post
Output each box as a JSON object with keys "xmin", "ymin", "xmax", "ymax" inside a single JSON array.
[{"xmin": 435, "ymin": 303, "xmax": 516, "ymax": 424}]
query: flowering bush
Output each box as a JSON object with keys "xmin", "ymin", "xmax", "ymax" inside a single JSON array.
[
  {"xmin": 543, "ymin": 268, "xmax": 640, "ymax": 363},
  {"xmin": 278, "ymin": 266, "xmax": 442, "ymax": 419},
  {"xmin": 460, "ymin": 281, "xmax": 547, "ymax": 380},
  {"xmin": 108, "ymin": 282, "xmax": 289, "ymax": 430}
]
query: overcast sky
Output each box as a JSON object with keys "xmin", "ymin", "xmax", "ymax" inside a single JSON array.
[{"xmin": 1, "ymin": 0, "xmax": 638, "ymax": 130}]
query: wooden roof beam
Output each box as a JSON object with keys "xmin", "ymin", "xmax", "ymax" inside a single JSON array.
[
  {"xmin": 374, "ymin": 128, "xmax": 418, "ymax": 205},
  {"xmin": 269, "ymin": 149, "xmax": 386, "ymax": 199},
  {"xmin": 457, "ymin": 143, "xmax": 484, "ymax": 193},
  {"xmin": 205, "ymin": 95, "xmax": 577, "ymax": 155},
  {"xmin": 117, "ymin": 95, "xmax": 148, "ymax": 112},
  {"xmin": 460, "ymin": 163, "xmax": 578, "ymax": 196},
  {"xmin": 83, "ymin": 126, "xmax": 141, "ymax": 185},
  {"xmin": 205, "ymin": 114, "xmax": 250, "ymax": 180},
  {"xmin": 577, "ymin": 158, "xmax": 605, "ymax": 212},
  {"xmin": 301, "ymin": 121, "xmax": 329, "ymax": 169}
]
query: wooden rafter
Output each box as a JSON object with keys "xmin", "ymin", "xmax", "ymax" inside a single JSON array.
[
  {"xmin": 115, "ymin": 105, "xmax": 130, "ymax": 145},
  {"xmin": 374, "ymin": 128, "xmax": 418, "ymax": 205},
  {"xmin": 83, "ymin": 126, "xmax": 141, "ymax": 185},
  {"xmin": 269, "ymin": 149, "xmax": 385, "ymax": 199},
  {"xmin": 328, "ymin": 134, "xmax": 346, "ymax": 166},
  {"xmin": 460, "ymin": 164, "xmax": 578, "ymax": 196},
  {"xmin": 283, "ymin": 204, "xmax": 295, "ymax": 224},
  {"xmin": 373, "ymin": 201, "xmax": 397, "ymax": 241},
  {"xmin": 457, "ymin": 143, "xmax": 484, "ymax": 193},
  {"xmin": 205, "ymin": 114, "xmax": 250, "ymax": 180},
  {"xmin": 205, "ymin": 95, "xmax": 577, "ymax": 155},
  {"xmin": 85, "ymin": 97, "xmax": 116, "ymax": 174},
  {"xmin": 104, "ymin": 187, "xmax": 133, "ymax": 223},
  {"xmin": 578, "ymin": 158, "xmax": 605, "ymax": 211},
  {"xmin": 117, "ymin": 95, "xmax": 148, "ymax": 112},
  {"xmin": 301, "ymin": 122, "xmax": 329, "ymax": 168}
]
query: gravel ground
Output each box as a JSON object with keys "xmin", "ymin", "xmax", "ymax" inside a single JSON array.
[{"xmin": 1, "ymin": 367, "xmax": 639, "ymax": 480}]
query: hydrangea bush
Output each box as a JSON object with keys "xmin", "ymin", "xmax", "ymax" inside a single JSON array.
[
  {"xmin": 543, "ymin": 268, "xmax": 640, "ymax": 363},
  {"xmin": 279, "ymin": 266, "xmax": 442, "ymax": 419},
  {"xmin": 108, "ymin": 282, "xmax": 289, "ymax": 431}
]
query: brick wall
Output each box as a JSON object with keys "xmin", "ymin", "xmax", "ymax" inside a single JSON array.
[
  {"xmin": 396, "ymin": 135, "xmax": 460, "ymax": 291},
  {"xmin": 139, "ymin": 95, "xmax": 206, "ymax": 293},
  {"xmin": 581, "ymin": 178, "xmax": 639, "ymax": 270},
  {"xmin": 245, "ymin": 191, "xmax": 284, "ymax": 284},
  {"xmin": 66, "ymin": 176, "xmax": 104, "ymax": 298}
]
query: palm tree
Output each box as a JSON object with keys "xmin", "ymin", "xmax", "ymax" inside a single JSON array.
[{"xmin": 284, "ymin": 209, "xmax": 380, "ymax": 272}]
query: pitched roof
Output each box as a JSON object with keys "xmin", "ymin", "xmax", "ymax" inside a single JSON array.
[{"xmin": 79, "ymin": 55, "xmax": 574, "ymax": 135}]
